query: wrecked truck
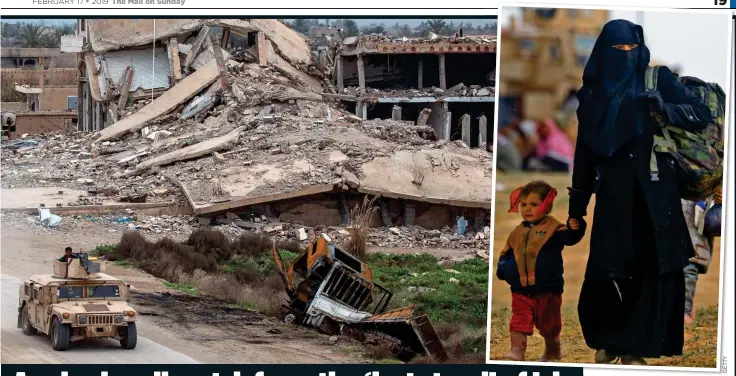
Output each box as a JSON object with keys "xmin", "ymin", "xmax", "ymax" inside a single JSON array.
[{"xmin": 273, "ymin": 234, "xmax": 448, "ymax": 362}]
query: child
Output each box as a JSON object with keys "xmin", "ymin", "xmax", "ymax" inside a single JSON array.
[{"xmin": 496, "ymin": 181, "xmax": 586, "ymax": 362}]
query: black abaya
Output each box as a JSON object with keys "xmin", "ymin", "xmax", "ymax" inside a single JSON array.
[{"xmin": 577, "ymin": 180, "xmax": 685, "ymax": 358}]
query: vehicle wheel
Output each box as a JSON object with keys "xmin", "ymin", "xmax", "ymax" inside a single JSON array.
[
  {"xmin": 120, "ymin": 323, "xmax": 137, "ymax": 349},
  {"xmin": 21, "ymin": 305, "xmax": 37, "ymax": 335},
  {"xmin": 51, "ymin": 317, "xmax": 70, "ymax": 351}
]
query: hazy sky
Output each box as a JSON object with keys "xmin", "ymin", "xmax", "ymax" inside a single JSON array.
[{"xmin": 501, "ymin": 7, "xmax": 731, "ymax": 89}]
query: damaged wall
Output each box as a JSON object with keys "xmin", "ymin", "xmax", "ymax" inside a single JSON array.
[
  {"xmin": 12, "ymin": 112, "xmax": 77, "ymax": 137},
  {"xmin": 220, "ymin": 192, "xmax": 489, "ymax": 230},
  {"xmin": 218, "ymin": 19, "xmax": 312, "ymax": 66},
  {"xmin": 39, "ymin": 86, "xmax": 78, "ymax": 111},
  {"xmin": 87, "ymin": 19, "xmax": 206, "ymax": 53},
  {"xmin": 0, "ymin": 69, "xmax": 77, "ymax": 87},
  {"xmin": 86, "ymin": 18, "xmax": 313, "ymax": 68},
  {"xmin": 94, "ymin": 48, "xmax": 171, "ymax": 94}
]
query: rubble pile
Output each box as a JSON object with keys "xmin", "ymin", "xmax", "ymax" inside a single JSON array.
[
  {"xmin": 357, "ymin": 119, "xmax": 437, "ymax": 144},
  {"xmin": 2, "ymin": 20, "xmax": 493, "ymax": 254},
  {"xmin": 1, "ymin": 134, "xmax": 182, "ymax": 204},
  {"xmin": 358, "ymin": 34, "xmax": 496, "ymax": 45},
  {"xmin": 208, "ymin": 220, "xmax": 490, "ymax": 250},
  {"xmin": 342, "ymin": 85, "xmax": 495, "ymax": 99},
  {"xmin": 57, "ymin": 213, "xmax": 196, "ymax": 235},
  {"xmin": 360, "ymin": 225, "xmax": 489, "ymax": 249}
]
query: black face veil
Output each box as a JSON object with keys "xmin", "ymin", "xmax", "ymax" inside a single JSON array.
[{"xmin": 576, "ymin": 19, "xmax": 651, "ymax": 157}]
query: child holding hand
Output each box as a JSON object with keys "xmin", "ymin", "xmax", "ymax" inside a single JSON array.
[{"xmin": 496, "ymin": 181, "xmax": 586, "ymax": 362}]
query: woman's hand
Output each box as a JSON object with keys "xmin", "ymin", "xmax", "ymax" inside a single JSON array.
[
  {"xmin": 714, "ymin": 187, "xmax": 722, "ymax": 205},
  {"xmin": 638, "ymin": 91, "xmax": 665, "ymax": 113}
]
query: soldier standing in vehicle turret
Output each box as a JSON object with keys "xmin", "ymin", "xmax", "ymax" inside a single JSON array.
[{"xmin": 58, "ymin": 247, "xmax": 75, "ymax": 263}]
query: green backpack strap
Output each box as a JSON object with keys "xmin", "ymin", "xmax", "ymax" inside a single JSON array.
[
  {"xmin": 646, "ymin": 65, "xmax": 665, "ymax": 181},
  {"xmin": 644, "ymin": 65, "xmax": 660, "ymax": 92}
]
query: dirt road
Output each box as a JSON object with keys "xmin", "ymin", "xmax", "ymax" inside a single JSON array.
[{"xmin": 0, "ymin": 215, "xmax": 363, "ymax": 364}]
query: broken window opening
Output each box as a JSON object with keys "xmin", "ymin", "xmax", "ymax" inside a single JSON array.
[
  {"xmin": 365, "ymin": 102, "xmax": 430, "ymax": 123},
  {"xmin": 447, "ymin": 102, "xmax": 494, "ymax": 148},
  {"xmin": 444, "ymin": 53, "xmax": 496, "ymax": 89},
  {"xmin": 340, "ymin": 54, "xmax": 441, "ymax": 90}
]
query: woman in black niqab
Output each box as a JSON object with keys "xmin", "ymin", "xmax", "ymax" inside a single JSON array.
[
  {"xmin": 567, "ymin": 19, "xmax": 712, "ymax": 365},
  {"xmin": 576, "ymin": 19, "xmax": 651, "ymax": 157}
]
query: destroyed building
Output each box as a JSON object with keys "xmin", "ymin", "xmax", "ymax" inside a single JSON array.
[
  {"xmin": 0, "ymin": 47, "xmax": 79, "ymax": 138},
  {"xmin": 2, "ymin": 19, "xmax": 492, "ymax": 252},
  {"xmin": 331, "ymin": 34, "xmax": 497, "ymax": 150}
]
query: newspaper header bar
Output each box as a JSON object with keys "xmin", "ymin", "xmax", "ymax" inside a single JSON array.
[{"xmin": 1, "ymin": 0, "xmax": 735, "ymax": 15}]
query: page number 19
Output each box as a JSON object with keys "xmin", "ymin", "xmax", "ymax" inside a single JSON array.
[{"xmin": 715, "ymin": 0, "xmax": 727, "ymax": 5}]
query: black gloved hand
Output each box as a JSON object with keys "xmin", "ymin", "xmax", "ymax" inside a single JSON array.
[
  {"xmin": 638, "ymin": 90, "xmax": 665, "ymax": 113},
  {"xmin": 567, "ymin": 187, "xmax": 589, "ymax": 218}
]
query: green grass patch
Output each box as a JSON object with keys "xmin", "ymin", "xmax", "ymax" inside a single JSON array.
[
  {"xmin": 229, "ymin": 302, "xmax": 257, "ymax": 310},
  {"xmin": 366, "ymin": 253, "xmax": 488, "ymax": 329},
  {"xmin": 372, "ymin": 358, "xmax": 404, "ymax": 364},
  {"xmin": 224, "ymin": 250, "xmax": 300, "ymax": 277},
  {"xmin": 90, "ymin": 243, "xmax": 116, "ymax": 257},
  {"xmin": 460, "ymin": 334, "xmax": 486, "ymax": 354},
  {"xmin": 164, "ymin": 281, "xmax": 199, "ymax": 295},
  {"xmin": 114, "ymin": 259, "xmax": 138, "ymax": 268}
]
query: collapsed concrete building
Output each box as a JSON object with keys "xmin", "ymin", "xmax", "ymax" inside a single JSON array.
[
  {"xmin": 3, "ymin": 19, "xmax": 492, "ymax": 252},
  {"xmin": 63, "ymin": 18, "xmax": 319, "ymax": 133},
  {"xmin": 331, "ymin": 34, "xmax": 496, "ymax": 150}
]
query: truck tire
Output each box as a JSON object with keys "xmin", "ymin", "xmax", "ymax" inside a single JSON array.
[
  {"xmin": 51, "ymin": 317, "xmax": 70, "ymax": 351},
  {"xmin": 120, "ymin": 322, "xmax": 137, "ymax": 349},
  {"xmin": 21, "ymin": 305, "xmax": 37, "ymax": 335}
]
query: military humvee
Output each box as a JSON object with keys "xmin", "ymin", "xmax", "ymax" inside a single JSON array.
[{"xmin": 17, "ymin": 253, "xmax": 138, "ymax": 351}]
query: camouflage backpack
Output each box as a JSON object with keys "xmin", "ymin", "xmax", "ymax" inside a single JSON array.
[{"xmin": 644, "ymin": 65, "xmax": 725, "ymax": 202}]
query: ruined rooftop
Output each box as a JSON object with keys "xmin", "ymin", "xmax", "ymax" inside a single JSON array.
[{"xmin": 338, "ymin": 34, "xmax": 497, "ymax": 55}]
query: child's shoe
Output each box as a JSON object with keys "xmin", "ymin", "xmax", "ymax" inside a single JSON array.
[
  {"xmin": 594, "ymin": 349, "xmax": 616, "ymax": 363},
  {"xmin": 504, "ymin": 331, "xmax": 527, "ymax": 361},
  {"xmin": 539, "ymin": 336, "xmax": 562, "ymax": 361}
]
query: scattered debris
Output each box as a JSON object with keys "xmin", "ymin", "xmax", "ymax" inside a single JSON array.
[{"xmin": 295, "ymin": 228, "xmax": 308, "ymax": 241}]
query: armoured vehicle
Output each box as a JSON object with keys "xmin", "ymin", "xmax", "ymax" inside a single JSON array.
[
  {"xmin": 17, "ymin": 253, "xmax": 138, "ymax": 351},
  {"xmin": 499, "ymin": 8, "xmax": 609, "ymax": 125}
]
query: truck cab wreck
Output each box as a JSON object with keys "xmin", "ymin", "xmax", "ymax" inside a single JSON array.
[
  {"xmin": 274, "ymin": 234, "xmax": 448, "ymax": 362},
  {"xmin": 17, "ymin": 253, "xmax": 137, "ymax": 351}
]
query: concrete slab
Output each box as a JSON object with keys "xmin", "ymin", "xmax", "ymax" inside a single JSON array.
[
  {"xmin": 176, "ymin": 154, "xmax": 334, "ymax": 214},
  {"xmin": 195, "ymin": 184, "xmax": 335, "ymax": 215},
  {"xmin": 358, "ymin": 147, "xmax": 492, "ymax": 209},
  {"xmin": 96, "ymin": 60, "xmax": 220, "ymax": 142},
  {"xmin": 134, "ymin": 126, "xmax": 244, "ymax": 172}
]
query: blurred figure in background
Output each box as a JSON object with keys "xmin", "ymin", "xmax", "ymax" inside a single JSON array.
[
  {"xmin": 682, "ymin": 185, "xmax": 722, "ymax": 325},
  {"xmin": 496, "ymin": 132, "xmax": 523, "ymax": 172},
  {"xmin": 527, "ymin": 119, "xmax": 574, "ymax": 172}
]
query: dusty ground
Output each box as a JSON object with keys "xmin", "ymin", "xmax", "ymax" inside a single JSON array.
[
  {"xmin": 0, "ymin": 215, "xmax": 367, "ymax": 364},
  {"xmin": 488, "ymin": 172, "xmax": 721, "ymax": 368}
]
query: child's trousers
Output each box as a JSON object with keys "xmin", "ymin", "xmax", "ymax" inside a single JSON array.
[{"xmin": 510, "ymin": 291, "xmax": 562, "ymax": 337}]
